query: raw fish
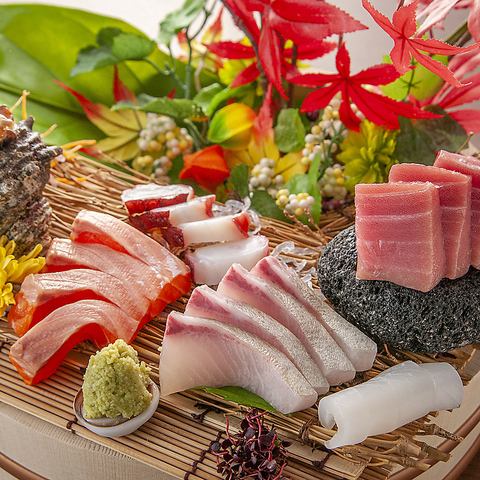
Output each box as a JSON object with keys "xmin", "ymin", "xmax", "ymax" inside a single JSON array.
[
  {"xmin": 389, "ymin": 163, "xmax": 471, "ymax": 279},
  {"xmin": 160, "ymin": 311, "xmax": 318, "ymax": 414},
  {"xmin": 8, "ymin": 269, "xmax": 150, "ymax": 336},
  {"xmin": 435, "ymin": 150, "xmax": 480, "ymax": 268},
  {"xmin": 9, "ymin": 300, "xmax": 139, "ymax": 385},
  {"xmin": 164, "ymin": 212, "xmax": 250, "ymax": 248},
  {"xmin": 121, "ymin": 183, "xmax": 194, "ymax": 214},
  {"xmin": 251, "ymin": 256, "xmax": 377, "ymax": 372},
  {"xmin": 217, "ymin": 264, "xmax": 355, "ymax": 385},
  {"xmin": 71, "ymin": 210, "xmax": 191, "ymax": 299},
  {"xmin": 185, "ymin": 235, "xmax": 269, "ymax": 285},
  {"xmin": 318, "ymin": 361, "xmax": 463, "ymax": 449},
  {"xmin": 355, "ymin": 182, "xmax": 445, "ymax": 292},
  {"xmin": 185, "ymin": 285, "xmax": 329, "ymax": 393},
  {"xmin": 130, "ymin": 195, "xmax": 215, "ymax": 232},
  {"xmin": 46, "ymin": 239, "xmax": 166, "ymax": 315}
]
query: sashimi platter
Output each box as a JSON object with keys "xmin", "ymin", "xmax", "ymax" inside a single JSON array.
[{"xmin": 1, "ymin": 107, "xmax": 480, "ymax": 479}]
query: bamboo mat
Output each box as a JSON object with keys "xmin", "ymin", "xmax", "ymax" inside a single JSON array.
[{"xmin": 0, "ymin": 154, "xmax": 478, "ymax": 480}]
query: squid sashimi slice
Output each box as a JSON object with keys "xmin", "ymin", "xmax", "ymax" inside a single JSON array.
[
  {"xmin": 9, "ymin": 300, "xmax": 139, "ymax": 385},
  {"xmin": 185, "ymin": 285, "xmax": 328, "ymax": 394},
  {"xmin": 435, "ymin": 150, "xmax": 480, "ymax": 268},
  {"xmin": 46, "ymin": 239, "xmax": 166, "ymax": 316},
  {"xmin": 71, "ymin": 210, "xmax": 191, "ymax": 300},
  {"xmin": 160, "ymin": 311, "xmax": 318, "ymax": 414},
  {"xmin": 251, "ymin": 256, "xmax": 377, "ymax": 372},
  {"xmin": 121, "ymin": 183, "xmax": 194, "ymax": 215},
  {"xmin": 318, "ymin": 361, "xmax": 463, "ymax": 449},
  {"xmin": 217, "ymin": 264, "xmax": 355, "ymax": 385},
  {"xmin": 185, "ymin": 235, "xmax": 269, "ymax": 285},
  {"xmin": 389, "ymin": 163, "xmax": 472, "ymax": 279},
  {"xmin": 164, "ymin": 212, "xmax": 250, "ymax": 248},
  {"xmin": 8, "ymin": 269, "xmax": 150, "ymax": 337},
  {"xmin": 355, "ymin": 183, "xmax": 445, "ymax": 292},
  {"xmin": 130, "ymin": 195, "xmax": 215, "ymax": 232}
]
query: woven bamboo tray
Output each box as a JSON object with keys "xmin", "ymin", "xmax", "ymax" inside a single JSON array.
[{"xmin": 1, "ymin": 153, "xmax": 479, "ymax": 480}]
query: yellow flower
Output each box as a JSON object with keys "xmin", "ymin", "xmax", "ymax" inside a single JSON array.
[{"xmin": 337, "ymin": 121, "xmax": 398, "ymax": 192}]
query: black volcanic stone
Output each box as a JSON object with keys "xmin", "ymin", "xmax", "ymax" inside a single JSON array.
[{"xmin": 317, "ymin": 226, "xmax": 480, "ymax": 353}]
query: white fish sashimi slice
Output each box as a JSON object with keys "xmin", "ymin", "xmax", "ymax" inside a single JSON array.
[
  {"xmin": 217, "ymin": 264, "xmax": 355, "ymax": 385},
  {"xmin": 160, "ymin": 312, "xmax": 317, "ymax": 414},
  {"xmin": 318, "ymin": 361, "xmax": 463, "ymax": 449},
  {"xmin": 251, "ymin": 256, "xmax": 377, "ymax": 371},
  {"xmin": 185, "ymin": 235, "xmax": 269, "ymax": 285},
  {"xmin": 185, "ymin": 285, "xmax": 329, "ymax": 394},
  {"xmin": 164, "ymin": 212, "xmax": 250, "ymax": 248}
]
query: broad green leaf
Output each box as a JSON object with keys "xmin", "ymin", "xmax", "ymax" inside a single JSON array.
[
  {"xmin": 111, "ymin": 33, "xmax": 155, "ymax": 61},
  {"xmin": 274, "ymin": 108, "xmax": 305, "ymax": 153},
  {"xmin": 193, "ymin": 83, "xmax": 224, "ymax": 113},
  {"xmin": 250, "ymin": 190, "xmax": 289, "ymax": 222},
  {"xmin": 97, "ymin": 27, "xmax": 123, "ymax": 47},
  {"xmin": 201, "ymin": 386, "xmax": 277, "ymax": 412},
  {"xmin": 72, "ymin": 46, "xmax": 117, "ymax": 77},
  {"xmin": 228, "ymin": 164, "xmax": 250, "ymax": 198}
]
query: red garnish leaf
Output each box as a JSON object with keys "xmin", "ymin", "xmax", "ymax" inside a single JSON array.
[
  {"xmin": 113, "ymin": 66, "xmax": 136, "ymax": 103},
  {"xmin": 208, "ymin": 41, "xmax": 255, "ymax": 59},
  {"xmin": 448, "ymin": 108, "xmax": 480, "ymax": 134},
  {"xmin": 231, "ymin": 62, "xmax": 260, "ymax": 87}
]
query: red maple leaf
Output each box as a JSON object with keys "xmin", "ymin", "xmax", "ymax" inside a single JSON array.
[
  {"xmin": 289, "ymin": 43, "xmax": 440, "ymax": 131},
  {"xmin": 362, "ymin": 0, "xmax": 479, "ymax": 87}
]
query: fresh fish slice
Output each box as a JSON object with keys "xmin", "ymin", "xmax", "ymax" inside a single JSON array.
[
  {"xmin": 251, "ymin": 256, "xmax": 377, "ymax": 372},
  {"xmin": 121, "ymin": 183, "xmax": 194, "ymax": 215},
  {"xmin": 185, "ymin": 285, "xmax": 329, "ymax": 394},
  {"xmin": 71, "ymin": 210, "xmax": 191, "ymax": 300},
  {"xmin": 217, "ymin": 264, "xmax": 355, "ymax": 385},
  {"xmin": 8, "ymin": 269, "xmax": 150, "ymax": 337},
  {"xmin": 185, "ymin": 235, "xmax": 269, "ymax": 285},
  {"xmin": 389, "ymin": 163, "xmax": 472, "ymax": 279},
  {"xmin": 46, "ymin": 239, "xmax": 166, "ymax": 316},
  {"xmin": 160, "ymin": 311, "xmax": 318, "ymax": 414},
  {"xmin": 9, "ymin": 300, "xmax": 138, "ymax": 385},
  {"xmin": 318, "ymin": 361, "xmax": 463, "ymax": 449},
  {"xmin": 130, "ymin": 195, "xmax": 215, "ymax": 232},
  {"xmin": 164, "ymin": 212, "xmax": 250, "ymax": 248},
  {"xmin": 434, "ymin": 150, "xmax": 480, "ymax": 268},
  {"xmin": 355, "ymin": 182, "xmax": 445, "ymax": 292}
]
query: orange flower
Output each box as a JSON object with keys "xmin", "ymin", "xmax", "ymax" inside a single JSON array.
[{"xmin": 179, "ymin": 145, "xmax": 229, "ymax": 192}]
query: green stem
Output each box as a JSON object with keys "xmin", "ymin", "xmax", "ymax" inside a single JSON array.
[
  {"xmin": 183, "ymin": 119, "xmax": 204, "ymax": 149},
  {"xmin": 184, "ymin": 33, "xmax": 194, "ymax": 99},
  {"xmin": 287, "ymin": 44, "xmax": 298, "ymax": 107},
  {"xmin": 142, "ymin": 58, "xmax": 166, "ymax": 75},
  {"xmin": 403, "ymin": 61, "xmax": 416, "ymax": 100},
  {"xmin": 445, "ymin": 22, "xmax": 468, "ymax": 45}
]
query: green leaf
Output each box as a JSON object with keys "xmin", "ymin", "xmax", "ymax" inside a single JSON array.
[
  {"xmin": 97, "ymin": 27, "xmax": 123, "ymax": 47},
  {"xmin": 228, "ymin": 164, "xmax": 250, "ymax": 198},
  {"xmin": 274, "ymin": 108, "xmax": 306, "ymax": 153},
  {"xmin": 111, "ymin": 33, "xmax": 155, "ymax": 61},
  {"xmin": 250, "ymin": 190, "xmax": 288, "ymax": 222},
  {"xmin": 193, "ymin": 83, "xmax": 224, "ymax": 113},
  {"xmin": 158, "ymin": 0, "xmax": 206, "ymax": 45},
  {"xmin": 395, "ymin": 106, "xmax": 467, "ymax": 165},
  {"xmin": 71, "ymin": 46, "xmax": 117, "ymax": 76},
  {"xmin": 207, "ymin": 85, "xmax": 250, "ymax": 117},
  {"xmin": 286, "ymin": 169, "xmax": 323, "ymax": 224},
  {"xmin": 201, "ymin": 386, "xmax": 277, "ymax": 412}
]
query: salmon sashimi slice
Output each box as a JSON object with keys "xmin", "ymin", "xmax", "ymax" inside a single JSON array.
[
  {"xmin": 130, "ymin": 195, "xmax": 215, "ymax": 232},
  {"xmin": 8, "ymin": 269, "xmax": 150, "ymax": 336},
  {"xmin": 46, "ymin": 239, "xmax": 166, "ymax": 316},
  {"xmin": 121, "ymin": 183, "xmax": 194, "ymax": 214},
  {"xmin": 185, "ymin": 285, "xmax": 329, "ymax": 393},
  {"xmin": 9, "ymin": 300, "xmax": 138, "ymax": 385},
  {"xmin": 434, "ymin": 150, "xmax": 480, "ymax": 268},
  {"xmin": 251, "ymin": 256, "xmax": 377, "ymax": 372},
  {"xmin": 217, "ymin": 264, "xmax": 355, "ymax": 385},
  {"xmin": 389, "ymin": 163, "xmax": 471, "ymax": 279},
  {"xmin": 160, "ymin": 311, "xmax": 318, "ymax": 414},
  {"xmin": 355, "ymin": 182, "xmax": 445, "ymax": 292}
]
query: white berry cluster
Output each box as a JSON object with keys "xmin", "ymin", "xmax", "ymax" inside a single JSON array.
[
  {"xmin": 276, "ymin": 190, "xmax": 315, "ymax": 217},
  {"xmin": 318, "ymin": 164, "xmax": 348, "ymax": 200},
  {"xmin": 249, "ymin": 158, "xmax": 284, "ymax": 197}
]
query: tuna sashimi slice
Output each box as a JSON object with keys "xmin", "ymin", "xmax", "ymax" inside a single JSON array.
[
  {"xmin": 217, "ymin": 264, "xmax": 355, "ymax": 385},
  {"xmin": 8, "ymin": 269, "xmax": 150, "ymax": 336},
  {"xmin": 46, "ymin": 239, "xmax": 166, "ymax": 316},
  {"xmin": 71, "ymin": 210, "xmax": 191, "ymax": 300},
  {"xmin": 160, "ymin": 312, "xmax": 318, "ymax": 414},
  {"xmin": 251, "ymin": 256, "xmax": 377, "ymax": 372},
  {"xmin": 185, "ymin": 286, "xmax": 329, "ymax": 393},
  {"xmin": 355, "ymin": 182, "xmax": 445, "ymax": 292},
  {"xmin": 434, "ymin": 150, "xmax": 480, "ymax": 268},
  {"xmin": 130, "ymin": 195, "xmax": 215, "ymax": 232},
  {"xmin": 121, "ymin": 183, "xmax": 194, "ymax": 214},
  {"xmin": 185, "ymin": 235, "xmax": 269, "ymax": 285},
  {"xmin": 164, "ymin": 212, "xmax": 250, "ymax": 248},
  {"xmin": 389, "ymin": 163, "xmax": 471, "ymax": 279},
  {"xmin": 9, "ymin": 300, "xmax": 138, "ymax": 385}
]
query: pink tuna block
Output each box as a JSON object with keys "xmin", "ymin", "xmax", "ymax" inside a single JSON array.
[
  {"xmin": 389, "ymin": 163, "xmax": 471, "ymax": 279},
  {"xmin": 435, "ymin": 150, "xmax": 480, "ymax": 269},
  {"xmin": 355, "ymin": 182, "xmax": 445, "ymax": 292}
]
